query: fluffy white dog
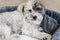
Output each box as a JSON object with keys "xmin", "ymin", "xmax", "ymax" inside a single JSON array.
[
  {"xmin": 0, "ymin": 0, "xmax": 51, "ymax": 40},
  {"xmin": 18, "ymin": 0, "xmax": 51, "ymax": 40}
]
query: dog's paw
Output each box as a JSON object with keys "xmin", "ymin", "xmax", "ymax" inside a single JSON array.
[
  {"xmin": 40, "ymin": 37, "xmax": 50, "ymax": 40},
  {"xmin": 42, "ymin": 37, "xmax": 48, "ymax": 40},
  {"xmin": 7, "ymin": 34, "xmax": 19, "ymax": 40},
  {"xmin": 31, "ymin": 31, "xmax": 51, "ymax": 40},
  {"xmin": 39, "ymin": 33, "xmax": 51, "ymax": 40}
]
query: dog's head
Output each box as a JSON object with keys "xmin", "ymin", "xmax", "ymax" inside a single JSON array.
[{"xmin": 18, "ymin": 0, "xmax": 45, "ymax": 25}]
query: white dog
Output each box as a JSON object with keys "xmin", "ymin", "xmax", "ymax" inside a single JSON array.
[
  {"xmin": 0, "ymin": 0, "xmax": 51, "ymax": 40},
  {"xmin": 18, "ymin": 0, "xmax": 51, "ymax": 40}
]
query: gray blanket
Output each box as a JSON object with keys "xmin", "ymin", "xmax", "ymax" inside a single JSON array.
[
  {"xmin": 45, "ymin": 9, "xmax": 60, "ymax": 25},
  {"xmin": 40, "ymin": 15, "xmax": 58, "ymax": 35},
  {"xmin": 45, "ymin": 9, "xmax": 60, "ymax": 40},
  {"xmin": 0, "ymin": 6, "xmax": 17, "ymax": 13}
]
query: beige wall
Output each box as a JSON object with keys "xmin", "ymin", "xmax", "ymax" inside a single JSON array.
[
  {"xmin": 38, "ymin": 0, "xmax": 60, "ymax": 12},
  {"xmin": 0, "ymin": 0, "xmax": 60, "ymax": 12},
  {"xmin": 0, "ymin": 0, "xmax": 27, "ymax": 7}
]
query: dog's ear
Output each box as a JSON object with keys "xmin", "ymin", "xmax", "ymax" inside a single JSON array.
[{"xmin": 17, "ymin": 3, "xmax": 25, "ymax": 13}]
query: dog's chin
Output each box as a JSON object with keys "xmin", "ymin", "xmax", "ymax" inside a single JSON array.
[
  {"xmin": 29, "ymin": 19, "xmax": 43, "ymax": 25},
  {"xmin": 30, "ymin": 21, "xmax": 41, "ymax": 25}
]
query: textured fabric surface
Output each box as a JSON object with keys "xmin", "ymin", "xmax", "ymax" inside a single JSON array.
[
  {"xmin": 52, "ymin": 27, "xmax": 60, "ymax": 40},
  {"xmin": 40, "ymin": 15, "xmax": 58, "ymax": 35},
  {"xmin": 0, "ymin": 6, "xmax": 17, "ymax": 13},
  {"xmin": 45, "ymin": 9, "xmax": 60, "ymax": 40},
  {"xmin": 45, "ymin": 9, "xmax": 60, "ymax": 25}
]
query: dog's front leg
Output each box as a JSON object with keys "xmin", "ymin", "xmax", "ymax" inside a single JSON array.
[
  {"xmin": 22, "ymin": 27, "xmax": 51, "ymax": 40},
  {"xmin": 31, "ymin": 30, "xmax": 52, "ymax": 40}
]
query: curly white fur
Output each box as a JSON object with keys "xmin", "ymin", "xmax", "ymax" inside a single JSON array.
[{"xmin": 0, "ymin": 24, "xmax": 11, "ymax": 40}]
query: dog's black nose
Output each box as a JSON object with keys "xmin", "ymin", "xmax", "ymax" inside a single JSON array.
[
  {"xmin": 33, "ymin": 16, "xmax": 37, "ymax": 20},
  {"xmin": 28, "ymin": 9, "xmax": 32, "ymax": 12}
]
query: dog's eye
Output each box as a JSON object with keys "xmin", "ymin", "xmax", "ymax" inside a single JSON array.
[
  {"xmin": 40, "ymin": 30, "xmax": 44, "ymax": 32},
  {"xmin": 22, "ymin": 6, "xmax": 25, "ymax": 12},
  {"xmin": 28, "ymin": 9, "xmax": 32, "ymax": 12},
  {"xmin": 36, "ymin": 7, "xmax": 42, "ymax": 11}
]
